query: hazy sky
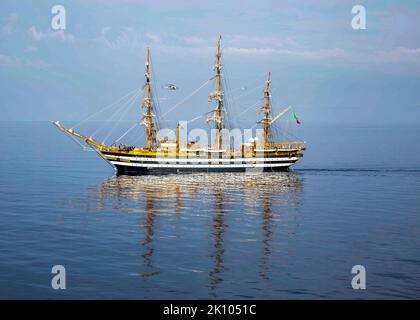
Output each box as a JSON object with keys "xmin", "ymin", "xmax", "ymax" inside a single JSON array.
[{"xmin": 1, "ymin": 0, "xmax": 419, "ymax": 125}]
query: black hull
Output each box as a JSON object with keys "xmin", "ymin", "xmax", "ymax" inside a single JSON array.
[{"xmin": 115, "ymin": 165, "xmax": 291, "ymax": 176}]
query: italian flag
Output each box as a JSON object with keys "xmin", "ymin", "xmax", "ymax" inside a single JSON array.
[{"xmin": 292, "ymin": 111, "xmax": 301, "ymax": 125}]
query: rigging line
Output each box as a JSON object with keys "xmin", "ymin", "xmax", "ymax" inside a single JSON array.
[
  {"xmin": 283, "ymin": 120, "xmax": 292, "ymax": 140},
  {"xmin": 102, "ymin": 89, "xmax": 143, "ymax": 144},
  {"xmin": 225, "ymin": 63, "xmax": 236, "ymax": 128},
  {"xmin": 90, "ymin": 89, "xmax": 141, "ymax": 139},
  {"xmin": 223, "ymin": 76, "xmax": 234, "ymax": 129},
  {"xmin": 71, "ymin": 86, "xmax": 142, "ymax": 130},
  {"xmin": 65, "ymin": 131, "xmax": 93, "ymax": 151},
  {"xmin": 130, "ymin": 123, "xmax": 146, "ymax": 146},
  {"xmin": 277, "ymin": 124, "xmax": 303, "ymax": 141},
  {"xmin": 66, "ymin": 131, "xmax": 85, "ymax": 149},
  {"xmin": 222, "ymin": 82, "xmax": 233, "ymax": 129},
  {"xmin": 134, "ymin": 112, "xmax": 206, "ymax": 147},
  {"xmin": 91, "ymin": 88, "xmax": 143, "ymax": 139},
  {"xmin": 102, "ymin": 89, "xmax": 142, "ymax": 144},
  {"xmin": 161, "ymin": 77, "xmax": 214, "ymax": 118},
  {"xmin": 186, "ymin": 114, "xmax": 204, "ymax": 125},
  {"xmin": 114, "ymin": 122, "xmax": 139, "ymax": 144},
  {"xmin": 151, "ymin": 90, "xmax": 162, "ymax": 131},
  {"xmin": 271, "ymin": 120, "xmax": 293, "ymax": 140},
  {"xmin": 229, "ymin": 82, "xmax": 265, "ymax": 103},
  {"xmin": 220, "ymin": 57, "xmax": 234, "ymax": 129},
  {"xmin": 229, "ymin": 74, "xmax": 267, "ymax": 95},
  {"xmin": 232, "ymin": 99, "xmax": 263, "ymax": 121},
  {"xmin": 150, "ymin": 55, "xmax": 162, "ymax": 129},
  {"xmin": 220, "ymin": 76, "xmax": 229, "ymax": 128}
]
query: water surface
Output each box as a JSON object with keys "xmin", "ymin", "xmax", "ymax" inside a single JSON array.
[{"xmin": 0, "ymin": 122, "xmax": 419, "ymax": 299}]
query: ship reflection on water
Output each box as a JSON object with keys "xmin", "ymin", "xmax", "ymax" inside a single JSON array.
[{"xmin": 94, "ymin": 172, "xmax": 303, "ymax": 297}]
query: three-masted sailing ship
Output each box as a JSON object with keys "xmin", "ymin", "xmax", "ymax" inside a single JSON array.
[{"xmin": 53, "ymin": 36, "xmax": 305, "ymax": 175}]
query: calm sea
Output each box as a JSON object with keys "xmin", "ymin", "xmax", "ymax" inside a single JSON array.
[{"xmin": 0, "ymin": 121, "xmax": 419, "ymax": 299}]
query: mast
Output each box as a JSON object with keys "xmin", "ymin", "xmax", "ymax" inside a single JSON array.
[
  {"xmin": 207, "ymin": 35, "xmax": 225, "ymax": 150},
  {"xmin": 141, "ymin": 47, "xmax": 157, "ymax": 150},
  {"xmin": 176, "ymin": 123, "xmax": 181, "ymax": 153},
  {"xmin": 259, "ymin": 71, "xmax": 272, "ymax": 149}
]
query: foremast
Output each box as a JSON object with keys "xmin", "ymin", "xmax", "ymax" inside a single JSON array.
[
  {"xmin": 259, "ymin": 71, "xmax": 273, "ymax": 149},
  {"xmin": 141, "ymin": 47, "xmax": 158, "ymax": 150},
  {"xmin": 207, "ymin": 36, "xmax": 225, "ymax": 150}
]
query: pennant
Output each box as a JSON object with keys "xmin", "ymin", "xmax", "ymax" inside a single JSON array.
[{"xmin": 292, "ymin": 111, "xmax": 301, "ymax": 125}]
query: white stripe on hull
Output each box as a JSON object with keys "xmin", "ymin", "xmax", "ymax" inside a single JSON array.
[
  {"xmin": 109, "ymin": 160, "xmax": 295, "ymax": 169},
  {"xmin": 103, "ymin": 155, "xmax": 299, "ymax": 163}
]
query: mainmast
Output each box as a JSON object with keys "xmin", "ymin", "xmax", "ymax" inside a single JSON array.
[
  {"xmin": 207, "ymin": 35, "xmax": 225, "ymax": 150},
  {"xmin": 141, "ymin": 47, "xmax": 157, "ymax": 150},
  {"xmin": 259, "ymin": 71, "xmax": 272, "ymax": 149}
]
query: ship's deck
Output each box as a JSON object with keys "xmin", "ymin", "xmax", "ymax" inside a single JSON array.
[{"xmin": 98, "ymin": 142, "xmax": 305, "ymax": 159}]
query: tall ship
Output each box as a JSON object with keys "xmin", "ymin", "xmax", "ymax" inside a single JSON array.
[{"xmin": 53, "ymin": 36, "xmax": 305, "ymax": 175}]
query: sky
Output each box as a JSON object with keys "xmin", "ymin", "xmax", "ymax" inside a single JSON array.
[{"xmin": 0, "ymin": 0, "xmax": 420, "ymax": 126}]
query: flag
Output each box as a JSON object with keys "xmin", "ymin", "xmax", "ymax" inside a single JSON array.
[{"xmin": 292, "ymin": 111, "xmax": 301, "ymax": 125}]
